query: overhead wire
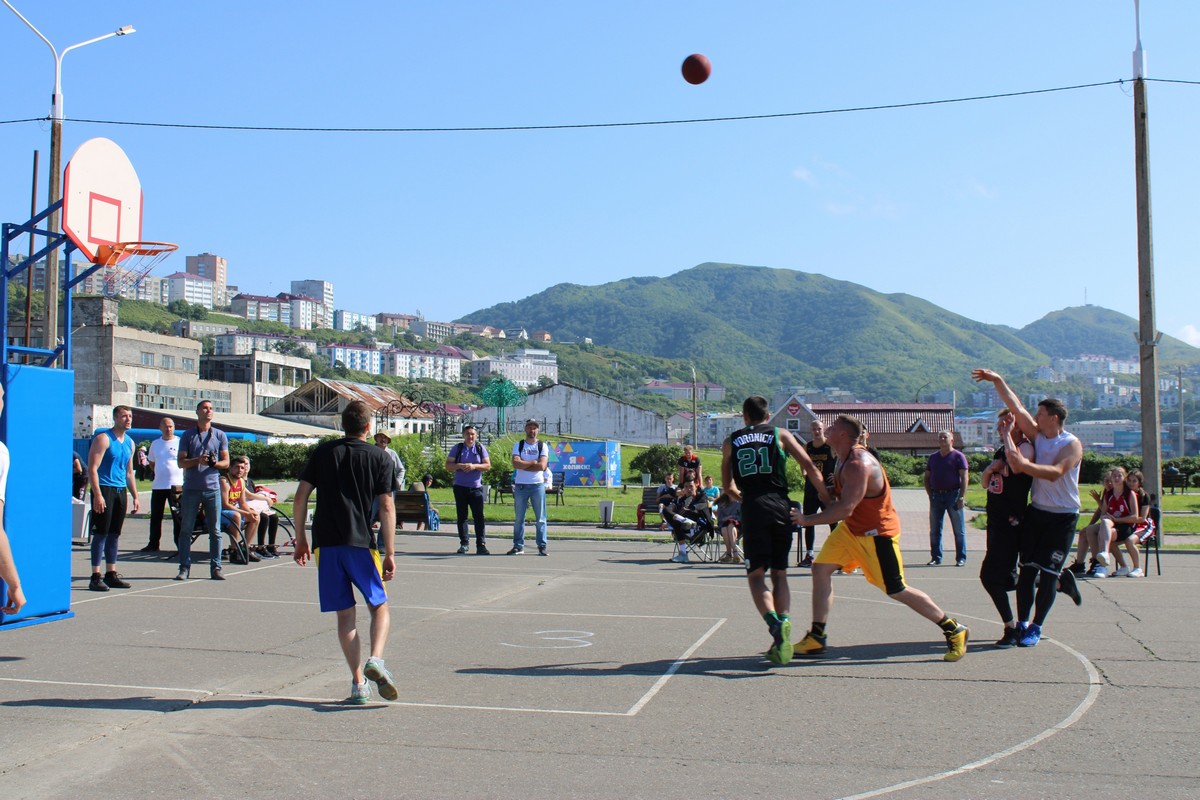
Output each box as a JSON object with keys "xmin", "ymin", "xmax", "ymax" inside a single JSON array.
[{"xmin": 0, "ymin": 77, "xmax": 1193, "ymax": 134}]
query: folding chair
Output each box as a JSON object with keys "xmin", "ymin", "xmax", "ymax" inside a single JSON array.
[
  {"xmin": 683, "ymin": 505, "xmax": 721, "ymax": 563},
  {"xmin": 1143, "ymin": 506, "xmax": 1162, "ymax": 576}
]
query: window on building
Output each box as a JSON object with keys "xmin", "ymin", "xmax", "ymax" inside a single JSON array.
[
  {"xmin": 161, "ymin": 355, "xmax": 175, "ymax": 369},
  {"xmin": 141, "ymin": 352, "xmax": 154, "ymax": 366},
  {"xmin": 182, "ymin": 357, "xmax": 195, "ymax": 371}
]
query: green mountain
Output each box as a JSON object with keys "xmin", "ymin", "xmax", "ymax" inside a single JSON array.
[
  {"xmin": 1016, "ymin": 305, "xmax": 1198, "ymax": 365},
  {"xmin": 460, "ymin": 263, "xmax": 1200, "ymax": 402}
]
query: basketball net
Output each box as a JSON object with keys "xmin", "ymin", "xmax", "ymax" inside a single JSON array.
[{"xmin": 94, "ymin": 241, "xmax": 179, "ymax": 298}]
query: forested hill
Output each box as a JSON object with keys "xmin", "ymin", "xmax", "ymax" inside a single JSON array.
[
  {"xmin": 460, "ymin": 263, "xmax": 1200, "ymax": 402},
  {"xmin": 1016, "ymin": 305, "xmax": 1199, "ymax": 363}
]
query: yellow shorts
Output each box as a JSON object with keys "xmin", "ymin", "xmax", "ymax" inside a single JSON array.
[{"xmin": 814, "ymin": 522, "xmax": 907, "ymax": 595}]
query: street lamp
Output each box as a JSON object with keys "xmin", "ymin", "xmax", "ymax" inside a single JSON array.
[
  {"xmin": 914, "ymin": 382, "xmax": 932, "ymax": 403},
  {"xmin": 2, "ymin": 1, "xmax": 135, "ymax": 357}
]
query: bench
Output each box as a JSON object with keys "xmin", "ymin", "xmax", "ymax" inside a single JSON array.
[
  {"xmin": 394, "ymin": 490, "xmax": 434, "ymax": 528},
  {"xmin": 636, "ymin": 486, "xmax": 666, "ymax": 530},
  {"xmin": 1162, "ymin": 470, "xmax": 1189, "ymax": 495},
  {"xmin": 546, "ymin": 471, "xmax": 566, "ymax": 506},
  {"xmin": 490, "ymin": 481, "xmax": 513, "ymax": 504}
]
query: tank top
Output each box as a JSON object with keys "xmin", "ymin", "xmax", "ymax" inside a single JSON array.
[
  {"xmin": 98, "ymin": 428, "xmax": 134, "ymax": 488},
  {"xmin": 227, "ymin": 477, "xmax": 244, "ymax": 505},
  {"xmin": 728, "ymin": 424, "xmax": 788, "ymax": 500},
  {"xmin": 1103, "ymin": 487, "xmax": 1133, "ymax": 519},
  {"xmin": 833, "ymin": 446, "xmax": 900, "ymax": 538},
  {"xmin": 1030, "ymin": 430, "xmax": 1081, "ymax": 514},
  {"xmin": 985, "ymin": 444, "xmax": 1033, "ymax": 525}
]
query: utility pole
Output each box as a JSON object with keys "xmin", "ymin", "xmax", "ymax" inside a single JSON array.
[
  {"xmin": 1179, "ymin": 366, "xmax": 1186, "ymax": 458},
  {"xmin": 1132, "ymin": 0, "xmax": 1162, "ymax": 501}
]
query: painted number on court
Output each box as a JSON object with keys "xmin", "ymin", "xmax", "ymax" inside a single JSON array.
[{"xmin": 500, "ymin": 630, "xmax": 594, "ymax": 649}]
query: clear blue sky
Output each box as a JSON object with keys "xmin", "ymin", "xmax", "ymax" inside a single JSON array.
[{"xmin": 3, "ymin": 2, "xmax": 1198, "ymax": 346}]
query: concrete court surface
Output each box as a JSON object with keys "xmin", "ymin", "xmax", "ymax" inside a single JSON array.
[{"xmin": 1, "ymin": 505, "xmax": 1197, "ymax": 799}]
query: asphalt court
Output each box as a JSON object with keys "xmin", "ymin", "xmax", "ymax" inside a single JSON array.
[{"xmin": 2, "ymin": 532, "xmax": 1198, "ymax": 799}]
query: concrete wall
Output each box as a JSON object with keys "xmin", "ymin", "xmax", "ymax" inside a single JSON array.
[{"xmin": 472, "ymin": 384, "xmax": 666, "ymax": 445}]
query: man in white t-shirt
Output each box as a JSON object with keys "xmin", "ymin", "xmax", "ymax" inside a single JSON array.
[
  {"xmin": 143, "ymin": 417, "xmax": 184, "ymax": 553},
  {"xmin": 509, "ymin": 418, "xmax": 549, "ymax": 555},
  {"xmin": 0, "ymin": 384, "xmax": 26, "ymax": 615}
]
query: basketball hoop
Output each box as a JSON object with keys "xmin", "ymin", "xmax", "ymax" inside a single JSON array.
[{"xmin": 94, "ymin": 241, "xmax": 178, "ymax": 298}]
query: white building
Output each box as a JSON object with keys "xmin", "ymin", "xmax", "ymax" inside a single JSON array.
[
  {"xmin": 383, "ymin": 348, "xmax": 463, "ymax": 382},
  {"xmin": 333, "ymin": 310, "xmax": 377, "ymax": 333},
  {"xmin": 411, "ymin": 319, "xmax": 455, "ymax": 342},
  {"xmin": 291, "ymin": 279, "xmax": 333, "ymax": 328},
  {"xmin": 469, "ymin": 348, "xmax": 559, "ymax": 387},
  {"xmin": 283, "ymin": 293, "xmax": 325, "ymax": 331},
  {"xmin": 214, "ymin": 332, "xmax": 317, "ymax": 356},
  {"xmin": 186, "ymin": 253, "xmax": 228, "ymax": 306},
  {"xmin": 318, "ymin": 344, "xmax": 383, "ymax": 374},
  {"xmin": 472, "ymin": 383, "xmax": 666, "ymax": 445},
  {"xmin": 231, "ymin": 293, "xmax": 290, "ymax": 325},
  {"xmin": 165, "ymin": 271, "xmax": 215, "ymax": 308}
]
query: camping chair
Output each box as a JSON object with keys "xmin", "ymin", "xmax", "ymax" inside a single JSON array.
[{"xmin": 1143, "ymin": 506, "xmax": 1162, "ymax": 576}]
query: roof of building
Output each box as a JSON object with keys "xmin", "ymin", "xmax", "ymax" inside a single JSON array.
[{"xmin": 131, "ymin": 408, "xmax": 336, "ymax": 439}]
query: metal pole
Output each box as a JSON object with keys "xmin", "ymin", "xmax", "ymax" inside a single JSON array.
[
  {"xmin": 690, "ymin": 363, "xmax": 698, "ymax": 447},
  {"xmin": 1179, "ymin": 366, "xmax": 1185, "ymax": 458},
  {"xmin": 24, "ymin": 149, "xmax": 38, "ymax": 356},
  {"xmin": 1132, "ymin": 6, "xmax": 1161, "ymax": 500}
]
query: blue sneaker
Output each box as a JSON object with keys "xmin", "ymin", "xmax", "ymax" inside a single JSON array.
[
  {"xmin": 1018, "ymin": 623, "xmax": 1042, "ymax": 648},
  {"xmin": 363, "ymin": 657, "xmax": 399, "ymax": 701}
]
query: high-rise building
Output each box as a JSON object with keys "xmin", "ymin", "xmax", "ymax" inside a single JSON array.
[
  {"xmin": 186, "ymin": 253, "xmax": 228, "ymax": 306},
  {"xmin": 291, "ymin": 280, "xmax": 333, "ymax": 328}
]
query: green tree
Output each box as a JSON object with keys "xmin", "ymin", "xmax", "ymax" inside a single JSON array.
[{"xmin": 630, "ymin": 444, "xmax": 683, "ymax": 483}]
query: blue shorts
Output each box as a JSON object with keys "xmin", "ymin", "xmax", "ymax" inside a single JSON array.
[
  {"xmin": 315, "ymin": 546, "xmax": 387, "ymax": 612},
  {"xmin": 220, "ymin": 509, "xmax": 240, "ymax": 529}
]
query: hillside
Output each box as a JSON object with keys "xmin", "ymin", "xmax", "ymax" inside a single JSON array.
[{"xmin": 1017, "ymin": 305, "xmax": 1199, "ymax": 365}]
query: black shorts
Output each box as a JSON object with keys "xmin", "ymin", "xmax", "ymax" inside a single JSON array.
[
  {"xmin": 1020, "ymin": 507, "xmax": 1078, "ymax": 574},
  {"xmin": 91, "ymin": 484, "xmax": 128, "ymax": 537},
  {"xmin": 741, "ymin": 494, "xmax": 792, "ymax": 572},
  {"xmin": 981, "ymin": 515, "xmax": 1022, "ymax": 590},
  {"xmin": 1113, "ymin": 523, "xmax": 1135, "ymax": 541}
]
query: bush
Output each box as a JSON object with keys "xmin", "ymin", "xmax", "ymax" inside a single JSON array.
[
  {"xmin": 229, "ymin": 439, "xmax": 318, "ymax": 480},
  {"xmin": 630, "ymin": 444, "xmax": 683, "ymax": 484}
]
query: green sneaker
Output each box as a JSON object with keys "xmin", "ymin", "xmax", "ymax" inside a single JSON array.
[
  {"xmin": 363, "ymin": 657, "xmax": 399, "ymax": 701},
  {"xmin": 765, "ymin": 618, "xmax": 794, "ymax": 665},
  {"xmin": 347, "ymin": 681, "xmax": 371, "ymax": 705}
]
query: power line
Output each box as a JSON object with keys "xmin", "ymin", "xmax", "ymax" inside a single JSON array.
[{"xmin": 0, "ymin": 77, "xmax": 1193, "ymax": 135}]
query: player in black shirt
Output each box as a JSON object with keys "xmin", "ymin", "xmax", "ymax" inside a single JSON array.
[
  {"xmin": 800, "ymin": 419, "xmax": 838, "ymax": 567},
  {"xmin": 294, "ymin": 400, "xmax": 399, "ymax": 704},
  {"xmin": 722, "ymin": 396, "xmax": 829, "ymax": 666}
]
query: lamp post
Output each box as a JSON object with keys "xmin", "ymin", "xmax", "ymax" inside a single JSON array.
[
  {"xmin": 689, "ymin": 363, "xmax": 698, "ymax": 447},
  {"xmin": 914, "ymin": 382, "xmax": 932, "ymax": 404},
  {"xmin": 2, "ymin": 1, "xmax": 134, "ymax": 356}
]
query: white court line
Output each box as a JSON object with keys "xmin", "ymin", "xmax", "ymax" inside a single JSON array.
[
  {"xmin": 70, "ymin": 561, "xmax": 290, "ymax": 605},
  {"xmin": 834, "ymin": 636, "xmax": 1103, "ymax": 800},
  {"xmin": 624, "ymin": 617, "xmax": 727, "ymax": 716},
  {"xmin": 0, "ymin": 677, "xmax": 213, "ymax": 696}
]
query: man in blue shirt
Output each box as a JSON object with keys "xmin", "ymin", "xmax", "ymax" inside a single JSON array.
[
  {"xmin": 86, "ymin": 405, "xmax": 140, "ymax": 591},
  {"xmin": 175, "ymin": 400, "xmax": 230, "ymax": 581}
]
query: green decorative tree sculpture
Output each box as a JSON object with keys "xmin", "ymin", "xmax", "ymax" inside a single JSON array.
[{"xmin": 478, "ymin": 376, "xmax": 526, "ymax": 433}]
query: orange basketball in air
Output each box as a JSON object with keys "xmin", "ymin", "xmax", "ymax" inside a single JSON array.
[{"xmin": 681, "ymin": 54, "xmax": 711, "ymax": 85}]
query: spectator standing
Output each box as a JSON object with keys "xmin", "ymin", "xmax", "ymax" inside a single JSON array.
[
  {"xmin": 142, "ymin": 417, "xmax": 183, "ymax": 553},
  {"xmin": 801, "ymin": 419, "xmax": 839, "ymax": 567},
  {"xmin": 446, "ymin": 424, "xmax": 491, "ymax": 555},
  {"xmin": 509, "ymin": 419, "xmax": 549, "ymax": 556},
  {"xmin": 86, "ymin": 405, "xmax": 140, "ymax": 591},
  {"xmin": 71, "ymin": 452, "xmax": 87, "ymax": 500},
  {"xmin": 293, "ymin": 400, "xmax": 398, "ymax": 705},
  {"xmin": 175, "ymin": 400, "xmax": 230, "ymax": 581},
  {"xmin": 677, "ymin": 445, "xmax": 703, "ymax": 487},
  {"xmin": 924, "ymin": 431, "xmax": 969, "ymax": 566},
  {"xmin": 0, "ymin": 384, "xmax": 26, "ymax": 615}
]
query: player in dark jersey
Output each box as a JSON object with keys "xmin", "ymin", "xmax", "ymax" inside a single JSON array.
[
  {"xmin": 980, "ymin": 411, "xmax": 1035, "ymax": 646},
  {"xmin": 800, "ymin": 419, "xmax": 838, "ymax": 567},
  {"xmin": 721, "ymin": 396, "xmax": 829, "ymax": 666}
]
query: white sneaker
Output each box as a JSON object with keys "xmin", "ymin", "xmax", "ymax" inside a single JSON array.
[
  {"xmin": 1096, "ymin": 552, "xmax": 1111, "ymax": 568},
  {"xmin": 1113, "ymin": 566, "xmax": 1131, "ymax": 577},
  {"xmin": 671, "ymin": 553, "xmax": 688, "ymax": 563},
  {"xmin": 1128, "ymin": 568, "xmax": 1144, "ymax": 578}
]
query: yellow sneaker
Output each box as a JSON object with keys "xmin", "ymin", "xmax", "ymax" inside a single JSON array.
[
  {"xmin": 944, "ymin": 624, "xmax": 969, "ymax": 662},
  {"xmin": 794, "ymin": 629, "xmax": 827, "ymax": 656}
]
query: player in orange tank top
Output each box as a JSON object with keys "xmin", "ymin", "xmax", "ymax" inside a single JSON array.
[{"xmin": 789, "ymin": 414, "xmax": 969, "ymax": 662}]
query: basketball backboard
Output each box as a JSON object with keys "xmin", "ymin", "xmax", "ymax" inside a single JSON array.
[{"xmin": 62, "ymin": 137, "xmax": 143, "ymax": 263}]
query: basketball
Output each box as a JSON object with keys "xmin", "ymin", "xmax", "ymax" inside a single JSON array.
[{"xmin": 681, "ymin": 53, "xmax": 711, "ymax": 85}]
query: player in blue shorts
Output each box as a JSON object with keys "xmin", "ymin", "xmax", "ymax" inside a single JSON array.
[{"xmin": 294, "ymin": 400, "xmax": 399, "ymax": 704}]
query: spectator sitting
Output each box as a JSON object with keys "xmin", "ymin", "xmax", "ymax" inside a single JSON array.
[
  {"xmin": 1078, "ymin": 467, "xmax": 1137, "ymax": 579},
  {"xmin": 715, "ymin": 491, "xmax": 742, "ymax": 563},
  {"xmin": 220, "ymin": 456, "xmax": 261, "ymax": 563},
  {"xmin": 242, "ymin": 459, "xmax": 280, "ymax": 558},
  {"xmin": 410, "ymin": 473, "xmax": 436, "ymax": 531},
  {"xmin": 662, "ymin": 480, "xmax": 707, "ymax": 563},
  {"xmin": 1108, "ymin": 469, "xmax": 1149, "ymax": 577},
  {"xmin": 72, "ymin": 452, "xmax": 88, "ymax": 500},
  {"xmin": 701, "ymin": 475, "xmax": 720, "ymax": 502}
]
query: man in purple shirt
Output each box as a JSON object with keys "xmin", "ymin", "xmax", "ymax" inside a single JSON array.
[{"xmin": 924, "ymin": 431, "xmax": 969, "ymax": 566}]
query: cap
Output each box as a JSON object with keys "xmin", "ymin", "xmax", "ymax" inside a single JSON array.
[
  {"xmin": 524, "ymin": 418, "xmax": 540, "ymax": 427},
  {"xmin": 373, "ymin": 431, "xmax": 392, "ymax": 443}
]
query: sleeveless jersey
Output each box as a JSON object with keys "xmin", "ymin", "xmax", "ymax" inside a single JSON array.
[
  {"xmin": 985, "ymin": 444, "xmax": 1032, "ymax": 525},
  {"xmin": 98, "ymin": 428, "xmax": 133, "ymax": 488},
  {"xmin": 728, "ymin": 424, "xmax": 788, "ymax": 500},
  {"xmin": 833, "ymin": 446, "xmax": 900, "ymax": 539},
  {"xmin": 227, "ymin": 477, "xmax": 244, "ymax": 505},
  {"xmin": 804, "ymin": 440, "xmax": 836, "ymax": 487},
  {"xmin": 1103, "ymin": 487, "xmax": 1133, "ymax": 519},
  {"xmin": 1030, "ymin": 430, "xmax": 1081, "ymax": 513}
]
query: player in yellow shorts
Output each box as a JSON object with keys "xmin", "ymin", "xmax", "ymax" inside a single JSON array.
[{"xmin": 790, "ymin": 414, "xmax": 969, "ymax": 662}]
